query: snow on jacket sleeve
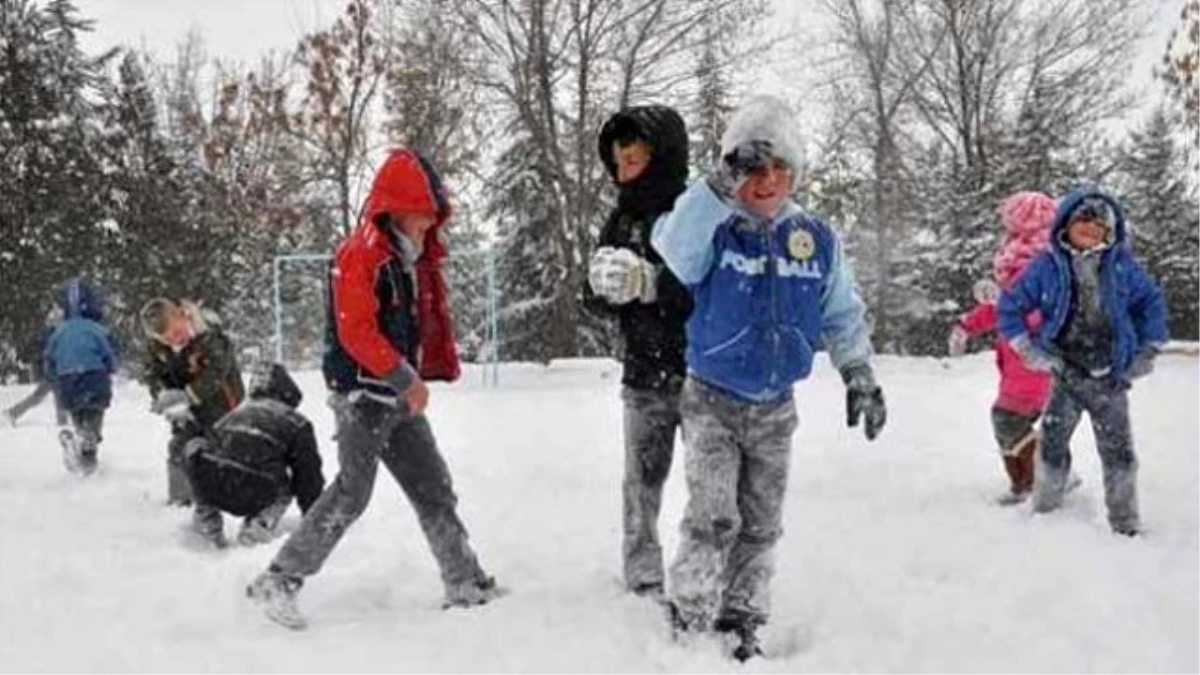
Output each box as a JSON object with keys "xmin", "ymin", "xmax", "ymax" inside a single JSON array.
[
  {"xmin": 958, "ymin": 303, "xmax": 998, "ymax": 338},
  {"xmin": 650, "ymin": 180, "xmax": 729, "ymax": 285},
  {"xmin": 998, "ymin": 254, "xmax": 1049, "ymax": 340},
  {"xmin": 1124, "ymin": 254, "xmax": 1169, "ymax": 347},
  {"xmin": 331, "ymin": 242, "xmax": 403, "ymax": 378},
  {"xmin": 819, "ymin": 236, "xmax": 873, "ymax": 370}
]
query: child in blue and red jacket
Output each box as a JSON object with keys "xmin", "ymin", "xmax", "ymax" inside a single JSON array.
[
  {"xmin": 998, "ymin": 187, "xmax": 1167, "ymax": 536},
  {"xmin": 247, "ymin": 149, "xmax": 497, "ymax": 630}
]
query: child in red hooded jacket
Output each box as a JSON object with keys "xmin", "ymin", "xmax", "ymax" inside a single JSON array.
[
  {"xmin": 948, "ymin": 191, "xmax": 1056, "ymax": 505},
  {"xmin": 247, "ymin": 150, "xmax": 498, "ymax": 630}
]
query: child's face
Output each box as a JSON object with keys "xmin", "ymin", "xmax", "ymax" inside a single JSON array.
[
  {"xmin": 162, "ymin": 310, "xmax": 193, "ymax": 349},
  {"xmin": 395, "ymin": 212, "xmax": 438, "ymax": 243},
  {"xmin": 736, "ymin": 159, "xmax": 793, "ymax": 219},
  {"xmin": 613, "ymin": 140, "xmax": 651, "ymax": 185},
  {"xmin": 1066, "ymin": 217, "xmax": 1109, "ymax": 250}
]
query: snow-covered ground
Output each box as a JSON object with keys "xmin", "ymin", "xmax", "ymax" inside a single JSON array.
[{"xmin": 1, "ymin": 354, "xmax": 1196, "ymax": 673}]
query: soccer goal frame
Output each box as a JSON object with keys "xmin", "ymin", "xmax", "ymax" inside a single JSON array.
[{"xmin": 271, "ymin": 250, "xmax": 501, "ymax": 387}]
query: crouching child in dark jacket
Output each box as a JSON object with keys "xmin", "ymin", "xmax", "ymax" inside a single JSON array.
[
  {"xmin": 44, "ymin": 278, "xmax": 118, "ymax": 475},
  {"xmin": 998, "ymin": 187, "xmax": 1168, "ymax": 537},
  {"xmin": 183, "ymin": 363, "xmax": 325, "ymax": 548}
]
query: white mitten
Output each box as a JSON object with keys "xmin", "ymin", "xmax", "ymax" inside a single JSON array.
[
  {"xmin": 948, "ymin": 326, "xmax": 968, "ymax": 357},
  {"xmin": 588, "ymin": 247, "xmax": 657, "ymax": 305}
]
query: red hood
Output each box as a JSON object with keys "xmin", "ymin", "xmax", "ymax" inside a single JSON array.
[{"xmin": 359, "ymin": 149, "xmax": 453, "ymax": 262}]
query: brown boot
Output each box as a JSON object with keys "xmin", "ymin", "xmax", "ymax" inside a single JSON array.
[
  {"xmin": 1014, "ymin": 437, "xmax": 1037, "ymax": 495},
  {"xmin": 997, "ymin": 433, "xmax": 1037, "ymax": 506}
]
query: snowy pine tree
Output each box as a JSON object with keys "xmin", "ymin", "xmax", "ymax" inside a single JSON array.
[
  {"xmin": 0, "ymin": 0, "xmax": 115, "ymax": 379},
  {"xmin": 1160, "ymin": 0, "xmax": 1199, "ymax": 136},
  {"xmin": 1117, "ymin": 106, "xmax": 1199, "ymax": 340}
]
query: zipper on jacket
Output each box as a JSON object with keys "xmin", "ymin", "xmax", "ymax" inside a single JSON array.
[{"xmin": 764, "ymin": 218, "xmax": 780, "ymax": 390}]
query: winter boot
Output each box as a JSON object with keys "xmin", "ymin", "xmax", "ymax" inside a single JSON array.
[
  {"xmin": 247, "ymin": 569, "xmax": 307, "ymax": 630},
  {"xmin": 632, "ymin": 582, "xmax": 666, "ymax": 604},
  {"xmin": 76, "ymin": 429, "xmax": 99, "ymax": 476},
  {"xmin": 715, "ymin": 610, "xmax": 765, "ymax": 662},
  {"xmin": 997, "ymin": 434, "xmax": 1037, "ymax": 506},
  {"xmin": 192, "ymin": 505, "xmax": 228, "ymax": 550},
  {"xmin": 443, "ymin": 575, "xmax": 504, "ymax": 609},
  {"xmin": 666, "ymin": 600, "xmax": 696, "ymax": 640},
  {"xmin": 237, "ymin": 518, "xmax": 276, "ymax": 546},
  {"xmin": 58, "ymin": 427, "xmax": 81, "ymax": 474},
  {"xmin": 996, "ymin": 456, "xmax": 1030, "ymax": 505},
  {"xmin": 1111, "ymin": 520, "xmax": 1140, "ymax": 537},
  {"xmin": 237, "ymin": 497, "xmax": 289, "ymax": 546},
  {"xmin": 77, "ymin": 448, "xmax": 98, "ymax": 476}
]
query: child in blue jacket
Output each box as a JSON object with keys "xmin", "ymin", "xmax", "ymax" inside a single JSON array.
[
  {"xmin": 44, "ymin": 278, "xmax": 118, "ymax": 475},
  {"xmin": 998, "ymin": 187, "xmax": 1168, "ymax": 536},
  {"xmin": 651, "ymin": 95, "xmax": 885, "ymax": 660}
]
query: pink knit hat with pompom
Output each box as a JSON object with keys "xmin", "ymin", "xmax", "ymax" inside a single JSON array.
[{"xmin": 993, "ymin": 191, "xmax": 1056, "ymax": 288}]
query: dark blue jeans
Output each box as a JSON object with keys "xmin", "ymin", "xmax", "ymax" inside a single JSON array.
[{"xmin": 1035, "ymin": 374, "xmax": 1138, "ymax": 532}]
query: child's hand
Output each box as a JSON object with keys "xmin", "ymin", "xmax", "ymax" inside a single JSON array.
[
  {"xmin": 588, "ymin": 247, "xmax": 656, "ymax": 304},
  {"xmin": 841, "ymin": 363, "xmax": 887, "ymax": 441},
  {"xmin": 404, "ymin": 379, "xmax": 430, "ymax": 416},
  {"xmin": 947, "ymin": 326, "xmax": 968, "ymax": 356},
  {"xmin": 383, "ymin": 363, "xmax": 428, "ymax": 416},
  {"xmin": 1126, "ymin": 346, "xmax": 1159, "ymax": 380},
  {"xmin": 708, "ymin": 140, "xmax": 775, "ymax": 200}
]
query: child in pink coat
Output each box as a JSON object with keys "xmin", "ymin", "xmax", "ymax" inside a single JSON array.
[{"xmin": 949, "ymin": 192, "xmax": 1056, "ymax": 504}]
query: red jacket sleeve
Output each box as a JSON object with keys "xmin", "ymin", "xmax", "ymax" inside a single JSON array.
[
  {"xmin": 332, "ymin": 242, "xmax": 403, "ymax": 378},
  {"xmin": 958, "ymin": 303, "xmax": 998, "ymax": 338}
]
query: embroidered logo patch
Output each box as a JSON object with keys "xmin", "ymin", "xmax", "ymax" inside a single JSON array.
[{"xmin": 787, "ymin": 229, "xmax": 816, "ymax": 261}]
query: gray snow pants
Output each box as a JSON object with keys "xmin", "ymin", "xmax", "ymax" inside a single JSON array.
[
  {"xmin": 167, "ymin": 425, "xmax": 197, "ymax": 505},
  {"xmin": 668, "ymin": 376, "xmax": 798, "ymax": 627},
  {"xmin": 271, "ymin": 394, "xmax": 487, "ymax": 593},
  {"xmin": 1035, "ymin": 373, "xmax": 1139, "ymax": 532},
  {"xmin": 621, "ymin": 385, "xmax": 681, "ymax": 592},
  {"xmin": 70, "ymin": 408, "xmax": 104, "ymax": 465}
]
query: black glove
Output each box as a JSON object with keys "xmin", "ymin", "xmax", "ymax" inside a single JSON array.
[
  {"xmin": 1126, "ymin": 346, "xmax": 1159, "ymax": 380},
  {"xmin": 841, "ymin": 363, "xmax": 886, "ymax": 441},
  {"xmin": 707, "ymin": 139, "xmax": 776, "ymax": 200}
]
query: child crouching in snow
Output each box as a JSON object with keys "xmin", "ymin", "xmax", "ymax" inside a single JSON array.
[
  {"xmin": 651, "ymin": 95, "xmax": 884, "ymax": 661},
  {"xmin": 998, "ymin": 188, "xmax": 1167, "ymax": 536},
  {"xmin": 948, "ymin": 192, "xmax": 1056, "ymax": 505}
]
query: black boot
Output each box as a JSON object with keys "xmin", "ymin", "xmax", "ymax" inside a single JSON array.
[{"xmin": 715, "ymin": 610, "xmax": 764, "ymax": 662}]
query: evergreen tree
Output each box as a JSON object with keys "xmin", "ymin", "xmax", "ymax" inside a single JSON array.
[
  {"xmin": 1117, "ymin": 106, "xmax": 1199, "ymax": 339},
  {"xmin": 0, "ymin": 0, "xmax": 115, "ymax": 379},
  {"xmin": 1160, "ymin": 0, "xmax": 1199, "ymax": 135}
]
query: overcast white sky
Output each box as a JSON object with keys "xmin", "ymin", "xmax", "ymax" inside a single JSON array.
[{"xmin": 72, "ymin": 0, "xmax": 1184, "ymax": 135}]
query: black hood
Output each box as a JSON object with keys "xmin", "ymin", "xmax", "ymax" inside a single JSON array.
[
  {"xmin": 249, "ymin": 363, "xmax": 303, "ymax": 408},
  {"xmin": 597, "ymin": 105, "xmax": 689, "ymax": 218}
]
